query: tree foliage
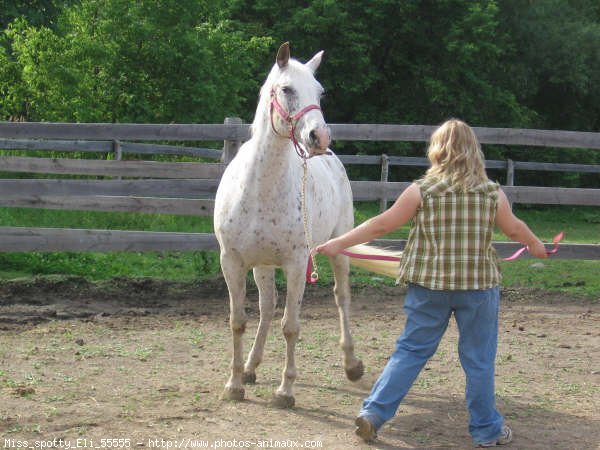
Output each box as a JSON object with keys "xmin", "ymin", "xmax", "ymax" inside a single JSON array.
[
  {"xmin": 0, "ymin": 0, "xmax": 599, "ymax": 139},
  {"xmin": 226, "ymin": 0, "xmax": 536, "ymax": 127},
  {"xmin": 0, "ymin": 0, "xmax": 73, "ymax": 29},
  {"xmin": 1, "ymin": 0, "xmax": 271, "ymax": 123},
  {"xmin": 224, "ymin": 0, "xmax": 600, "ymax": 188},
  {"xmin": 498, "ymin": 0, "xmax": 600, "ymax": 131}
]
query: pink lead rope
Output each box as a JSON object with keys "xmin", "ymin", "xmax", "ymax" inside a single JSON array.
[
  {"xmin": 340, "ymin": 250, "xmax": 401, "ymax": 261},
  {"xmin": 306, "ymin": 231, "xmax": 564, "ymax": 283},
  {"xmin": 502, "ymin": 231, "xmax": 564, "ymax": 261}
]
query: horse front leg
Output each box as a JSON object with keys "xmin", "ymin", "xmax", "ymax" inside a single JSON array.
[
  {"xmin": 220, "ymin": 252, "xmax": 248, "ymax": 401},
  {"xmin": 243, "ymin": 266, "xmax": 277, "ymax": 384},
  {"xmin": 329, "ymin": 254, "xmax": 364, "ymax": 381},
  {"xmin": 272, "ymin": 263, "xmax": 305, "ymax": 408}
]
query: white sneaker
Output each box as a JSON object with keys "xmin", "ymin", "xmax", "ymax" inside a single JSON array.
[{"xmin": 477, "ymin": 426, "xmax": 513, "ymax": 447}]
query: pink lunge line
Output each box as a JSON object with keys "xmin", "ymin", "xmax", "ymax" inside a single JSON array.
[{"xmin": 306, "ymin": 232, "xmax": 564, "ymax": 283}]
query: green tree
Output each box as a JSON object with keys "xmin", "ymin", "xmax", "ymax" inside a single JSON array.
[
  {"xmin": 0, "ymin": 0, "xmax": 73, "ymax": 29},
  {"xmin": 1, "ymin": 0, "xmax": 271, "ymax": 123},
  {"xmin": 498, "ymin": 0, "xmax": 600, "ymax": 131},
  {"xmin": 227, "ymin": 0, "xmax": 534, "ymax": 128},
  {"xmin": 491, "ymin": 0, "xmax": 600, "ymax": 187}
]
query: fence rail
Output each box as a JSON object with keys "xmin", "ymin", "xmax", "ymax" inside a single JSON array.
[
  {"xmin": 3, "ymin": 121, "xmax": 600, "ymax": 148},
  {"xmin": 0, "ymin": 138, "xmax": 223, "ymax": 158},
  {"xmin": 1, "ymin": 120, "xmax": 599, "ymax": 259},
  {"xmin": 1, "ymin": 227, "xmax": 598, "ymax": 259},
  {"xmin": 0, "ymin": 156, "xmax": 226, "ymax": 178}
]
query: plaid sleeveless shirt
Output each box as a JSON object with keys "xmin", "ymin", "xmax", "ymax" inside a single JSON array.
[{"xmin": 397, "ymin": 178, "xmax": 501, "ymax": 290}]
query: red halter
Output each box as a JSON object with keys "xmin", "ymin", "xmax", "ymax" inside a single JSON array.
[{"xmin": 269, "ymin": 88, "xmax": 324, "ymax": 159}]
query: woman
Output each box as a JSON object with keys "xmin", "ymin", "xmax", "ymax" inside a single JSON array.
[{"xmin": 315, "ymin": 119, "xmax": 547, "ymax": 447}]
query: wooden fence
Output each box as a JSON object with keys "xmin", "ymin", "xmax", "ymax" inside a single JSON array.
[{"xmin": 1, "ymin": 120, "xmax": 599, "ymax": 259}]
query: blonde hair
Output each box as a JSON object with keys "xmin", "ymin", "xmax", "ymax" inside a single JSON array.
[{"xmin": 424, "ymin": 119, "xmax": 488, "ymax": 190}]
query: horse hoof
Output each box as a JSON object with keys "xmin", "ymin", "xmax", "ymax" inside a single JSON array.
[
  {"xmin": 222, "ymin": 386, "xmax": 245, "ymax": 401},
  {"xmin": 242, "ymin": 372, "xmax": 256, "ymax": 384},
  {"xmin": 345, "ymin": 360, "xmax": 365, "ymax": 381},
  {"xmin": 271, "ymin": 393, "xmax": 295, "ymax": 409}
]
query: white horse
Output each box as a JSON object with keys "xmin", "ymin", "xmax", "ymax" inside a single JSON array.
[{"xmin": 214, "ymin": 42, "xmax": 364, "ymax": 408}]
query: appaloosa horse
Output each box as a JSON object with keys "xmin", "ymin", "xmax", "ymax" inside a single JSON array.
[{"xmin": 214, "ymin": 42, "xmax": 363, "ymax": 408}]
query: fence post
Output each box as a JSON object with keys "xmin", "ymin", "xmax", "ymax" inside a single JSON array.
[
  {"xmin": 379, "ymin": 153, "xmax": 390, "ymax": 212},
  {"xmin": 112, "ymin": 139, "xmax": 122, "ymax": 180},
  {"xmin": 112, "ymin": 140, "xmax": 122, "ymax": 159},
  {"xmin": 506, "ymin": 158, "xmax": 515, "ymax": 186},
  {"xmin": 222, "ymin": 117, "xmax": 243, "ymax": 164},
  {"xmin": 505, "ymin": 158, "xmax": 515, "ymax": 207}
]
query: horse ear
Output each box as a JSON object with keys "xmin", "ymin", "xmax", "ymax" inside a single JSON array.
[
  {"xmin": 276, "ymin": 42, "xmax": 290, "ymax": 68},
  {"xmin": 305, "ymin": 50, "xmax": 324, "ymax": 73}
]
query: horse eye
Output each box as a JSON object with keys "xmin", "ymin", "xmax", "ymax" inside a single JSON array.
[{"xmin": 281, "ymin": 86, "xmax": 293, "ymax": 95}]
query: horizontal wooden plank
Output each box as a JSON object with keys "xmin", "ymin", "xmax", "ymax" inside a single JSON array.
[
  {"xmin": 0, "ymin": 139, "xmax": 113, "ymax": 153},
  {"xmin": 0, "ymin": 227, "xmax": 219, "ymax": 252},
  {"xmin": 330, "ymin": 124, "xmax": 436, "ymax": 142},
  {"xmin": 0, "ymin": 195, "xmax": 214, "ymax": 216},
  {"xmin": 3, "ymin": 139, "xmax": 595, "ymax": 173},
  {"xmin": 0, "ymin": 138, "xmax": 224, "ymax": 159},
  {"xmin": 373, "ymin": 239, "xmax": 600, "ymax": 260},
  {"xmin": 0, "ymin": 156, "xmax": 226, "ymax": 178},
  {"xmin": 475, "ymin": 127, "xmax": 600, "ymax": 149},
  {"xmin": 339, "ymin": 154, "xmax": 508, "ymax": 170},
  {"xmin": 346, "ymin": 156, "xmax": 597, "ymax": 172},
  {"xmin": 2, "ymin": 179, "xmax": 597, "ymax": 207},
  {"xmin": 0, "ymin": 227, "xmax": 596, "ymax": 258},
  {"xmin": 0, "ymin": 179, "xmax": 220, "ymax": 198},
  {"xmin": 337, "ymin": 154, "xmax": 383, "ymax": 165},
  {"xmin": 513, "ymin": 161, "xmax": 600, "ymax": 173},
  {"xmin": 484, "ymin": 160, "xmax": 508, "ymax": 170},
  {"xmin": 502, "ymin": 186, "xmax": 600, "ymax": 206},
  {"xmin": 2, "ymin": 151, "xmax": 594, "ymax": 179},
  {"xmin": 2, "ymin": 178, "xmax": 598, "ymax": 207},
  {"xmin": 120, "ymin": 142, "xmax": 223, "ymax": 159},
  {"xmin": 350, "ymin": 181, "xmax": 411, "ymax": 200},
  {"xmin": 351, "ymin": 181, "xmax": 600, "ymax": 205},
  {"xmin": 330, "ymin": 124, "xmax": 600, "ymax": 149},
  {"xmin": 3, "ymin": 122, "xmax": 600, "ymax": 149},
  {"xmin": 0, "ymin": 122, "xmax": 251, "ymax": 141},
  {"xmin": 387, "ymin": 156, "xmax": 430, "ymax": 167}
]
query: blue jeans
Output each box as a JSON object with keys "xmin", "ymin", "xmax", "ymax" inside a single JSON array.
[{"xmin": 359, "ymin": 283, "xmax": 504, "ymax": 445}]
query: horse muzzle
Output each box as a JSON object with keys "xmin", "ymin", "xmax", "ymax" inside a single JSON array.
[{"xmin": 307, "ymin": 126, "xmax": 331, "ymax": 156}]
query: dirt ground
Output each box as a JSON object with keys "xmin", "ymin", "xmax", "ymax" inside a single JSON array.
[{"xmin": 0, "ymin": 276, "xmax": 598, "ymax": 450}]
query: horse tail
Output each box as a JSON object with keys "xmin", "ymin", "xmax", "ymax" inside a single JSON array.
[{"xmin": 343, "ymin": 244, "xmax": 402, "ymax": 279}]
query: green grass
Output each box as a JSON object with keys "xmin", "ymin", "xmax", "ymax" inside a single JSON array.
[{"xmin": 0, "ymin": 204, "xmax": 598, "ymax": 296}]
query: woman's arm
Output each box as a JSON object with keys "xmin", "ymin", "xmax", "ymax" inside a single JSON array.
[
  {"xmin": 314, "ymin": 182, "xmax": 422, "ymax": 257},
  {"xmin": 495, "ymin": 189, "xmax": 547, "ymax": 258}
]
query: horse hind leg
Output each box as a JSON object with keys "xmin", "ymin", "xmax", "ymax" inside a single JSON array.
[
  {"xmin": 329, "ymin": 253, "xmax": 364, "ymax": 381},
  {"xmin": 243, "ymin": 266, "xmax": 277, "ymax": 384},
  {"xmin": 220, "ymin": 252, "xmax": 248, "ymax": 401}
]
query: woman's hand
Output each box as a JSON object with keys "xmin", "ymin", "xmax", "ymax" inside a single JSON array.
[
  {"xmin": 313, "ymin": 238, "xmax": 345, "ymax": 257},
  {"xmin": 313, "ymin": 183, "xmax": 422, "ymax": 259},
  {"xmin": 527, "ymin": 239, "xmax": 548, "ymax": 258}
]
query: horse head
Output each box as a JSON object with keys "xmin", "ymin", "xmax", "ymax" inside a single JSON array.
[{"xmin": 266, "ymin": 42, "xmax": 331, "ymax": 158}]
